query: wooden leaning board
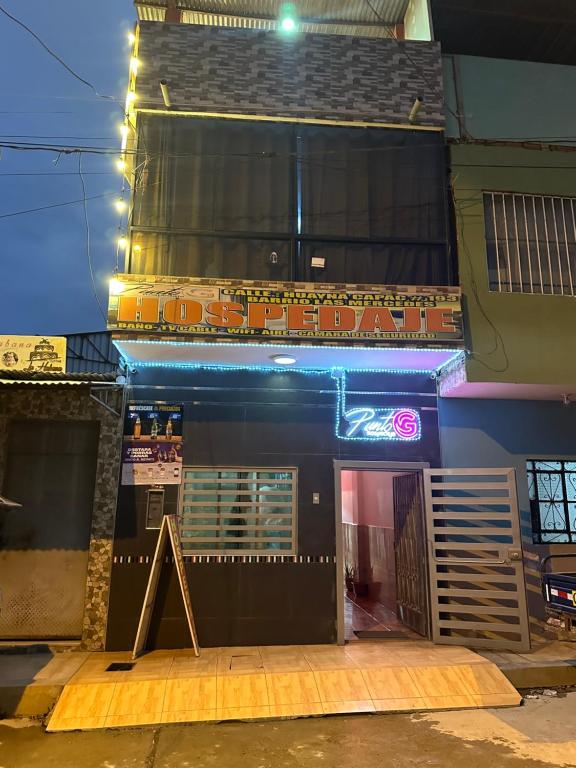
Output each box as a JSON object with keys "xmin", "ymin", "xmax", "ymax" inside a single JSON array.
[{"xmin": 132, "ymin": 514, "xmax": 200, "ymax": 659}]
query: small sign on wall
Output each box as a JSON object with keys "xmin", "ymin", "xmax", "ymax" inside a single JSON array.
[
  {"xmin": 0, "ymin": 335, "xmax": 66, "ymax": 373},
  {"xmin": 121, "ymin": 402, "xmax": 183, "ymax": 485}
]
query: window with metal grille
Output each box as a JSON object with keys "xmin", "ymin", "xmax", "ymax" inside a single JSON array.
[
  {"xmin": 180, "ymin": 467, "xmax": 297, "ymax": 555},
  {"xmin": 484, "ymin": 192, "xmax": 576, "ymax": 295},
  {"xmin": 527, "ymin": 460, "xmax": 576, "ymax": 543}
]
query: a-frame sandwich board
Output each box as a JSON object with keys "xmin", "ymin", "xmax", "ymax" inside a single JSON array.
[{"xmin": 132, "ymin": 514, "xmax": 200, "ymax": 659}]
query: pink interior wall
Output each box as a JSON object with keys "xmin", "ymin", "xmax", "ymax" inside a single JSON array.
[
  {"xmin": 341, "ymin": 470, "xmax": 358, "ymax": 524},
  {"xmin": 357, "ymin": 472, "xmax": 395, "ymax": 528},
  {"xmin": 342, "ymin": 470, "xmax": 409, "ymax": 614}
]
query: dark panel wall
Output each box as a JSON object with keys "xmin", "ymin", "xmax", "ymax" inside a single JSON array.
[
  {"xmin": 107, "ymin": 368, "xmax": 440, "ymax": 649},
  {"xmin": 136, "ymin": 23, "xmax": 445, "ymax": 127},
  {"xmin": 438, "ymin": 397, "xmax": 576, "ymax": 640}
]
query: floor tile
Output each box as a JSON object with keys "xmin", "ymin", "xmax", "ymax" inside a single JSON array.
[
  {"xmin": 304, "ymin": 652, "xmax": 359, "ymax": 670},
  {"xmin": 217, "ymin": 652, "xmax": 263, "ymax": 675},
  {"xmin": 104, "ymin": 713, "xmax": 164, "ymax": 728},
  {"xmin": 46, "ymin": 715, "xmax": 108, "ymax": 732},
  {"xmin": 161, "ymin": 709, "xmax": 218, "ymax": 723},
  {"xmin": 46, "ymin": 642, "xmax": 521, "ymax": 731},
  {"xmin": 460, "ymin": 664, "xmax": 520, "ymax": 696},
  {"xmin": 168, "ymin": 658, "xmax": 218, "ymax": 678},
  {"xmin": 420, "ymin": 694, "xmax": 479, "ymax": 710},
  {"xmin": 361, "ymin": 666, "xmax": 424, "ymax": 700},
  {"xmin": 373, "ymin": 698, "xmax": 427, "ymax": 712},
  {"xmin": 313, "ymin": 669, "xmax": 371, "ymax": 703},
  {"xmin": 217, "ymin": 706, "xmax": 271, "ymax": 720},
  {"xmin": 407, "ymin": 665, "xmax": 477, "ymax": 699},
  {"xmin": 163, "ymin": 677, "xmax": 217, "ymax": 711},
  {"xmin": 321, "ymin": 700, "xmax": 375, "ymax": 714},
  {"xmin": 269, "ymin": 703, "xmax": 324, "ymax": 718},
  {"xmin": 163, "ymin": 676, "xmax": 216, "ymax": 711},
  {"xmin": 472, "ymin": 693, "xmax": 522, "ymax": 707},
  {"xmin": 261, "ymin": 657, "xmax": 312, "ymax": 673},
  {"xmin": 107, "ymin": 679, "xmax": 167, "ymax": 717},
  {"xmin": 50, "ymin": 682, "xmax": 115, "ymax": 719},
  {"xmin": 265, "ymin": 672, "xmax": 321, "ymax": 706},
  {"xmin": 216, "ymin": 673, "xmax": 269, "ymax": 709}
]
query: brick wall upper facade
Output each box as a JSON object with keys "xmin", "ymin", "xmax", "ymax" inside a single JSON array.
[{"xmin": 136, "ymin": 22, "xmax": 444, "ymax": 128}]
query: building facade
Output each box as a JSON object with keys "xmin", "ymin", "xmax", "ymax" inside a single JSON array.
[
  {"xmin": 436, "ymin": 1, "xmax": 576, "ymax": 639},
  {"xmin": 0, "ymin": 334, "xmax": 123, "ymax": 649},
  {"xmin": 104, "ymin": 0, "xmax": 546, "ymax": 653}
]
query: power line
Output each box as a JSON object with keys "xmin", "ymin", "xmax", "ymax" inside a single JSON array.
[
  {"xmin": 0, "ymin": 172, "xmax": 116, "ymax": 177},
  {"xmin": 78, "ymin": 154, "xmax": 107, "ymax": 323},
  {"xmin": 0, "ymin": 191, "xmax": 114, "ymax": 220},
  {"xmin": 0, "ymin": 134, "xmax": 119, "ymax": 141},
  {"xmin": 0, "ymin": 2, "xmax": 117, "ymax": 102}
]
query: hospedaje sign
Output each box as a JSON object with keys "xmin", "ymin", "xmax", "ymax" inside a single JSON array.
[{"xmin": 108, "ymin": 276, "xmax": 462, "ymax": 343}]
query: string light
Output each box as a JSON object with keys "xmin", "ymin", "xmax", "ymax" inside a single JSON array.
[
  {"xmin": 117, "ymin": 236, "xmax": 128, "ymax": 249},
  {"xmin": 129, "ymin": 57, "xmax": 139, "ymax": 76},
  {"xmin": 116, "ymin": 158, "xmax": 126, "ymax": 172},
  {"xmin": 128, "ymin": 31, "xmax": 136, "ymax": 45},
  {"xmin": 110, "ymin": 277, "xmax": 126, "ymax": 296},
  {"xmin": 114, "ymin": 199, "xmax": 127, "ymax": 213}
]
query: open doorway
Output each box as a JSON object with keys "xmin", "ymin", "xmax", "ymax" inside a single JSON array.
[{"xmin": 335, "ymin": 462, "xmax": 430, "ymax": 644}]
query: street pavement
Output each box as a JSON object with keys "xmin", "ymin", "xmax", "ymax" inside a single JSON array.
[{"xmin": 2, "ymin": 692, "xmax": 576, "ymax": 768}]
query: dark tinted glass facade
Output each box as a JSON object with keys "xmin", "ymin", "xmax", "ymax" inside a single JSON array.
[{"xmin": 128, "ymin": 115, "xmax": 453, "ymax": 286}]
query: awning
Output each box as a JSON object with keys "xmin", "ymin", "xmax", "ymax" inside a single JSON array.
[
  {"xmin": 0, "ymin": 371, "xmax": 118, "ymax": 387},
  {"xmin": 114, "ymin": 338, "xmax": 463, "ymax": 374}
]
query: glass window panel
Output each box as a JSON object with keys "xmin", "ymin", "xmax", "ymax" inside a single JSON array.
[
  {"xmin": 541, "ymin": 532, "xmax": 570, "ymax": 543},
  {"xmin": 566, "ymin": 474, "xmax": 576, "ymax": 501},
  {"xmin": 539, "ymin": 502, "xmax": 567, "ymax": 531},
  {"xmin": 485, "ymin": 194, "xmax": 576, "ymax": 296},
  {"xmin": 535, "ymin": 461, "xmax": 563, "ymax": 471},
  {"xmin": 527, "ymin": 471, "xmax": 536, "ymax": 501},
  {"xmin": 536, "ymin": 473, "xmax": 564, "ymax": 501},
  {"xmin": 180, "ymin": 466, "xmax": 296, "ymax": 555}
]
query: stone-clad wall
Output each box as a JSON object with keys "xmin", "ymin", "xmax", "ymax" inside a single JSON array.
[
  {"xmin": 0, "ymin": 386, "xmax": 123, "ymax": 650},
  {"xmin": 136, "ymin": 23, "xmax": 444, "ymax": 128}
]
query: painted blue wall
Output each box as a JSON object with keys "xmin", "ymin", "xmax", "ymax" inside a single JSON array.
[
  {"xmin": 438, "ymin": 397, "xmax": 576, "ymax": 531},
  {"xmin": 438, "ymin": 396, "xmax": 576, "ymax": 636},
  {"xmin": 443, "ymin": 54, "xmax": 576, "ymax": 143}
]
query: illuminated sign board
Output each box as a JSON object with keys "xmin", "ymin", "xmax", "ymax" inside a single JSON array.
[
  {"xmin": 339, "ymin": 407, "xmax": 421, "ymax": 441},
  {"xmin": 108, "ymin": 275, "xmax": 462, "ymax": 343}
]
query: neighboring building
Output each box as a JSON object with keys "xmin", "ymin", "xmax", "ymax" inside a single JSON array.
[
  {"xmin": 434, "ymin": 0, "xmax": 576, "ymax": 638},
  {"xmin": 0, "ymin": 333, "xmax": 123, "ymax": 648}
]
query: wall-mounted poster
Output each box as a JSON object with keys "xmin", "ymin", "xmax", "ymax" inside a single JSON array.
[
  {"xmin": 0, "ymin": 336, "xmax": 66, "ymax": 373},
  {"xmin": 121, "ymin": 402, "xmax": 183, "ymax": 485}
]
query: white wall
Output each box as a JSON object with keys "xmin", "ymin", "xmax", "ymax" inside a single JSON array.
[{"xmin": 404, "ymin": 0, "xmax": 432, "ymax": 41}]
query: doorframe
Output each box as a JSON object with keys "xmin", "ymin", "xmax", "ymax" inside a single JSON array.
[{"xmin": 333, "ymin": 460, "xmax": 430, "ymax": 646}]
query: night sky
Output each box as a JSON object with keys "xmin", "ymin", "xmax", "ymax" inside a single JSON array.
[{"xmin": 0, "ymin": 0, "xmax": 135, "ymax": 335}]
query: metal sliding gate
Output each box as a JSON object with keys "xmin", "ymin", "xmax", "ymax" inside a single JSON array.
[{"xmin": 423, "ymin": 468, "xmax": 530, "ymax": 651}]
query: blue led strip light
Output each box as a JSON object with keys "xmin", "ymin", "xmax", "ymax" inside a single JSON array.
[
  {"xmin": 333, "ymin": 370, "xmax": 422, "ymax": 442},
  {"xmin": 130, "ymin": 361, "xmax": 435, "ymax": 374}
]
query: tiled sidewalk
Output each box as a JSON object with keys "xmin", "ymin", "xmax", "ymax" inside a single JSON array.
[{"xmin": 46, "ymin": 641, "xmax": 520, "ymax": 731}]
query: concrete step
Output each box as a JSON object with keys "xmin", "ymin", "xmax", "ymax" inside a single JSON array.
[{"xmin": 0, "ymin": 652, "xmax": 88, "ymax": 718}]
